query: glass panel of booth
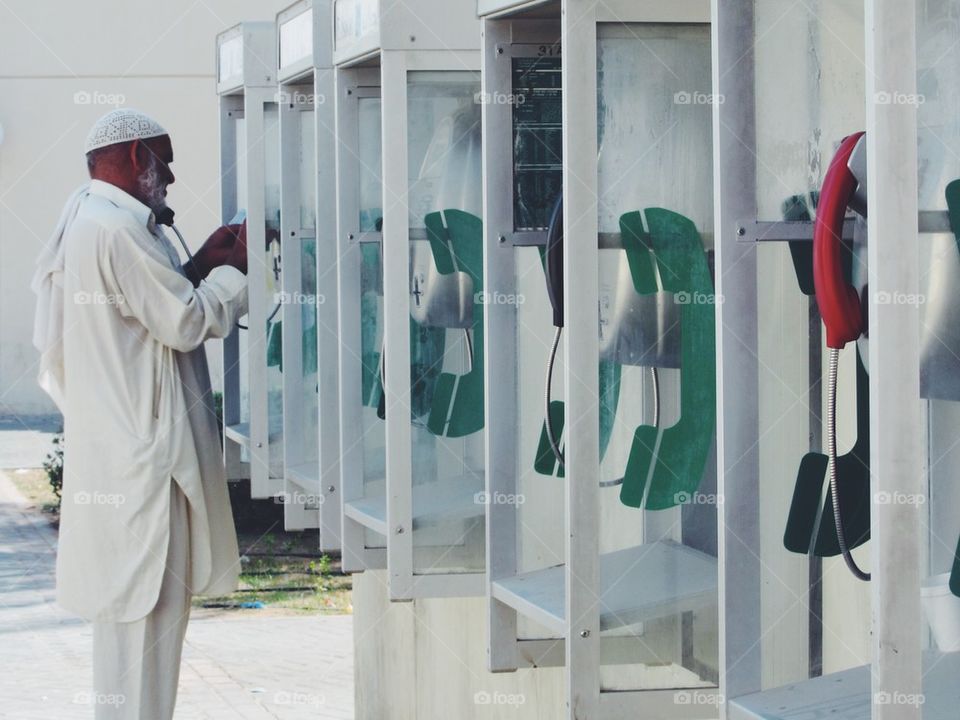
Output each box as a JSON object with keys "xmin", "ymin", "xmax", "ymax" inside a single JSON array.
[
  {"xmin": 263, "ymin": 103, "xmax": 285, "ymax": 481},
  {"xmin": 591, "ymin": 21, "xmax": 718, "ymax": 692},
  {"xmin": 299, "ymin": 112, "xmax": 317, "ymax": 231},
  {"xmin": 280, "ymin": 7, "xmax": 313, "ymax": 69},
  {"xmin": 357, "ymin": 93, "xmax": 387, "ymax": 549},
  {"xmin": 334, "ymin": 0, "xmax": 379, "ymax": 50},
  {"xmin": 219, "ymin": 35, "xmax": 244, "ymax": 85},
  {"xmin": 513, "ymin": 48, "xmax": 562, "ymax": 232},
  {"xmin": 405, "ymin": 70, "xmax": 485, "ymax": 575},
  {"xmin": 478, "ymin": 26, "xmax": 569, "ymax": 644},
  {"xmin": 510, "ymin": 42, "xmax": 567, "ymax": 595},
  {"xmin": 916, "ymin": 0, "xmax": 960, "ymax": 701},
  {"xmin": 284, "ymin": 105, "xmax": 320, "ymax": 483},
  {"xmin": 235, "ymin": 114, "xmax": 252, "ymax": 459},
  {"xmin": 299, "ymin": 111, "xmax": 319, "ymax": 475}
]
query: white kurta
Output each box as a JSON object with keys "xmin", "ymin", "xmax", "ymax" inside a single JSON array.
[{"xmin": 56, "ymin": 179, "xmax": 247, "ymax": 622}]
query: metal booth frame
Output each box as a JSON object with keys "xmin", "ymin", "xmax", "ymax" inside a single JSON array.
[
  {"xmin": 334, "ymin": 0, "xmax": 487, "ymax": 599},
  {"xmin": 275, "ymin": 0, "xmax": 343, "ymax": 550},
  {"xmin": 714, "ymin": 1, "xmax": 929, "ymax": 719},
  {"xmin": 216, "ymin": 22, "xmax": 280, "ymax": 499},
  {"xmin": 482, "ymin": 1, "xmax": 723, "ymax": 718}
]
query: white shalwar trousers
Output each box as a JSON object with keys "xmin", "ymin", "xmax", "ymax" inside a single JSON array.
[{"xmin": 92, "ymin": 479, "xmax": 192, "ymax": 719}]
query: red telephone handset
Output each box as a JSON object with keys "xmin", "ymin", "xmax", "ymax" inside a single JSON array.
[{"xmin": 813, "ymin": 131, "xmax": 866, "ymax": 349}]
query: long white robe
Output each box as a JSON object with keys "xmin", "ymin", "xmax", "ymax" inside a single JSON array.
[{"xmin": 54, "ymin": 179, "xmax": 247, "ymax": 622}]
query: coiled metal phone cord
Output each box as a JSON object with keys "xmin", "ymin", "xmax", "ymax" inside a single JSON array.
[{"xmin": 827, "ymin": 347, "xmax": 870, "ymax": 581}]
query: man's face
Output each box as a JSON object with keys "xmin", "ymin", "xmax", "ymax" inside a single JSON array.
[{"xmin": 134, "ymin": 135, "xmax": 175, "ymax": 213}]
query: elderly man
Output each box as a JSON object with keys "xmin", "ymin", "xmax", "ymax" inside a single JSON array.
[{"xmin": 32, "ymin": 108, "xmax": 249, "ymax": 718}]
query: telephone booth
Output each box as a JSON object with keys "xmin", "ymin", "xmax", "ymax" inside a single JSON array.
[
  {"xmin": 714, "ymin": 1, "xmax": 959, "ymax": 718},
  {"xmin": 334, "ymin": 0, "xmax": 485, "ymax": 598},
  {"xmin": 215, "ymin": 22, "xmax": 282, "ymax": 498},
  {"xmin": 481, "ymin": 1, "xmax": 720, "ymax": 716},
  {"xmin": 274, "ymin": 0, "xmax": 342, "ymax": 549}
]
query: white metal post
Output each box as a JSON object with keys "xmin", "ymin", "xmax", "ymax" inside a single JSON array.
[
  {"xmin": 244, "ymin": 87, "xmax": 274, "ymax": 499},
  {"xmin": 482, "ymin": 15, "xmax": 522, "ymax": 673},
  {"xmin": 335, "ymin": 67, "xmax": 375, "ymax": 573},
  {"xmin": 711, "ymin": 0, "xmax": 763, "ymax": 713},
  {"xmin": 864, "ymin": 0, "xmax": 923, "ymax": 717},
  {"xmin": 316, "ymin": 62, "xmax": 344, "ymax": 553},
  {"xmin": 220, "ymin": 95, "xmax": 249, "ymax": 482},
  {"xmin": 561, "ymin": 1, "xmax": 601, "ymax": 717},
  {"xmin": 380, "ymin": 49, "xmax": 415, "ymax": 601},
  {"xmin": 279, "ymin": 94, "xmax": 316, "ymax": 530}
]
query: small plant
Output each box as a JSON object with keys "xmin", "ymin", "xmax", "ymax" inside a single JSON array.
[{"xmin": 43, "ymin": 434, "xmax": 64, "ymax": 507}]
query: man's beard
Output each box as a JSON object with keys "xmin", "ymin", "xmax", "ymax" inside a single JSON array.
[{"xmin": 137, "ymin": 156, "xmax": 168, "ymax": 214}]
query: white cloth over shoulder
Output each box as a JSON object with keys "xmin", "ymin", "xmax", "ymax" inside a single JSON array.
[
  {"xmin": 36, "ymin": 180, "xmax": 248, "ymax": 622},
  {"xmin": 31, "ymin": 184, "xmax": 89, "ymax": 411}
]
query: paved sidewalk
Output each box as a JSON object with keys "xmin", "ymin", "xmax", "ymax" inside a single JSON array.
[{"xmin": 0, "ymin": 470, "xmax": 355, "ymax": 719}]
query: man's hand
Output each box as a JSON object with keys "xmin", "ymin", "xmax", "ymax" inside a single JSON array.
[
  {"xmin": 184, "ymin": 223, "xmax": 246, "ymax": 285},
  {"xmin": 200, "ymin": 223, "xmax": 244, "ymax": 269},
  {"xmin": 225, "ymin": 222, "xmax": 248, "ymax": 275}
]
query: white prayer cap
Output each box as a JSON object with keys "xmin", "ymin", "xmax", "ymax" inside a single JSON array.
[{"xmin": 84, "ymin": 108, "xmax": 168, "ymax": 154}]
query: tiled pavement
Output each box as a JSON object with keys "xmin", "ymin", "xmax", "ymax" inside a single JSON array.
[{"xmin": 0, "ymin": 469, "xmax": 355, "ymax": 719}]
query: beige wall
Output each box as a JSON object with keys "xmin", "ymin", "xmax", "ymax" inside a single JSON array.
[
  {"xmin": 353, "ymin": 571, "xmax": 566, "ymax": 720},
  {"xmin": 0, "ymin": 0, "xmax": 290, "ymax": 417}
]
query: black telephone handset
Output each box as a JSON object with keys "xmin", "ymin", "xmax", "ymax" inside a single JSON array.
[
  {"xmin": 156, "ymin": 206, "xmax": 176, "ymax": 227},
  {"xmin": 543, "ymin": 193, "xmax": 565, "ymax": 466},
  {"xmin": 544, "ymin": 194, "xmax": 564, "ymax": 327}
]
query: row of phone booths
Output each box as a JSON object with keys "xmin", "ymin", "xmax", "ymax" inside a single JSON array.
[{"xmin": 212, "ymin": 0, "xmax": 960, "ymax": 717}]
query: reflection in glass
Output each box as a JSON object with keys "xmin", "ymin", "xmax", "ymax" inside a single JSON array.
[
  {"xmin": 752, "ymin": 0, "xmax": 869, "ymax": 693},
  {"xmin": 513, "ymin": 54, "xmax": 562, "ymax": 231},
  {"xmin": 235, "ymin": 115, "xmax": 251, "ymax": 462},
  {"xmin": 299, "ymin": 110, "xmax": 319, "ymax": 471},
  {"xmin": 511, "ymin": 51, "xmax": 567, "ymax": 592},
  {"xmin": 918, "ymin": 1, "xmax": 960, "ymax": 669},
  {"xmin": 594, "ymin": 23, "xmax": 717, "ymax": 690},
  {"xmin": 263, "ymin": 104, "xmax": 284, "ymax": 479},
  {"xmin": 407, "ymin": 71, "xmax": 485, "ymax": 575},
  {"xmin": 357, "ymin": 97, "xmax": 386, "ymax": 535},
  {"xmin": 359, "ymin": 98, "xmax": 383, "ymax": 232}
]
